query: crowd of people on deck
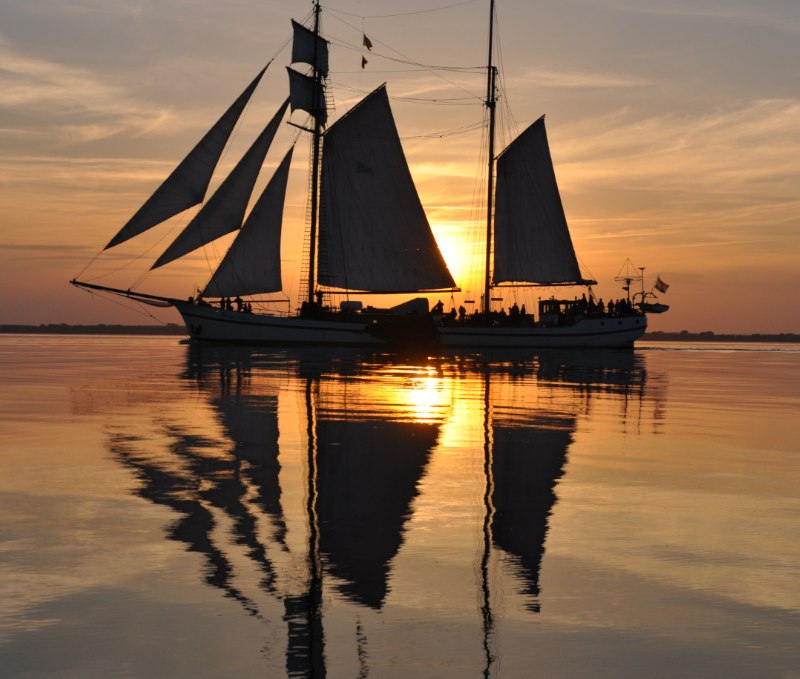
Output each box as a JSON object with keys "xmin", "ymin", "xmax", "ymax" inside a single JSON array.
[
  {"xmin": 576, "ymin": 293, "xmax": 637, "ymax": 317},
  {"xmin": 190, "ymin": 294, "xmax": 253, "ymax": 314},
  {"xmin": 432, "ymin": 292, "xmax": 640, "ymax": 327}
]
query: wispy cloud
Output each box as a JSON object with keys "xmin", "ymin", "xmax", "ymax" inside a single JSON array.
[
  {"xmin": 0, "ymin": 37, "xmax": 177, "ymax": 145},
  {"xmin": 511, "ymin": 67, "xmax": 651, "ymax": 90},
  {"xmin": 554, "ymin": 97, "xmax": 800, "ymax": 196},
  {"xmin": 586, "ymin": 0, "xmax": 800, "ymax": 36}
]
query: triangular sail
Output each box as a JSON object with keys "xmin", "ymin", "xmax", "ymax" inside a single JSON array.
[
  {"xmin": 493, "ymin": 116, "xmax": 584, "ymax": 285},
  {"xmin": 152, "ymin": 99, "xmax": 290, "ymax": 269},
  {"xmin": 202, "ymin": 147, "xmax": 294, "ymax": 298},
  {"xmin": 318, "ymin": 86, "xmax": 456, "ymax": 293},
  {"xmin": 105, "ymin": 66, "xmax": 268, "ymax": 250}
]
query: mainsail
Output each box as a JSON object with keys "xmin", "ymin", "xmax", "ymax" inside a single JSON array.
[
  {"xmin": 152, "ymin": 99, "xmax": 290, "ymax": 269},
  {"xmin": 104, "ymin": 67, "xmax": 268, "ymax": 250},
  {"xmin": 203, "ymin": 147, "xmax": 294, "ymax": 298},
  {"xmin": 318, "ymin": 86, "xmax": 456, "ymax": 293},
  {"xmin": 493, "ymin": 116, "xmax": 585, "ymax": 286}
]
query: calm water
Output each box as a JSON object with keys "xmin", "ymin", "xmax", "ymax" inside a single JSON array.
[{"xmin": 1, "ymin": 335, "xmax": 798, "ymax": 678}]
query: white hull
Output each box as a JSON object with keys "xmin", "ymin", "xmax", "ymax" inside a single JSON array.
[
  {"xmin": 437, "ymin": 315, "xmax": 647, "ymax": 349},
  {"xmin": 176, "ymin": 302, "xmax": 384, "ymax": 346}
]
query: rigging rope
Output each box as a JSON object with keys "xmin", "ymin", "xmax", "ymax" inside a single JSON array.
[
  {"xmin": 326, "ymin": 0, "xmax": 482, "ymax": 20},
  {"xmin": 75, "ymin": 286, "xmax": 173, "ymax": 325}
]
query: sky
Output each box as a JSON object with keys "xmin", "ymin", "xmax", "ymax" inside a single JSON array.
[{"xmin": 1, "ymin": 0, "xmax": 799, "ymax": 333}]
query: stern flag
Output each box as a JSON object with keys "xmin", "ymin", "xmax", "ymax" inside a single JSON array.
[
  {"xmin": 655, "ymin": 276, "xmax": 670, "ymax": 293},
  {"xmin": 363, "ymin": 34, "xmax": 373, "ymax": 50}
]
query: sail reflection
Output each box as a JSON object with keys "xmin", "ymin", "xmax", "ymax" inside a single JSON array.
[
  {"xmin": 490, "ymin": 406, "xmax": 573, "ymax": 612},
  {"xmin": 316, "ymin": 414, "xmax": 438, "ymax": 609},
  {"xmin": 101, "ymin": 345, "xmax": 661, "ymax": 676}
]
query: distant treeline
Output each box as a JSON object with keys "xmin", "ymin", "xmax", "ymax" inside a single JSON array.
[
  {"xmin": 0, "ymin": 324, "xmax": 185, "ymax": 335},
  {"xmin": 1, "ymin": 325, "xmax": 798, "ymax": 342},
  {"xmin": 645, "ymin": 330, "xmax": 800, "ymax": 343}
]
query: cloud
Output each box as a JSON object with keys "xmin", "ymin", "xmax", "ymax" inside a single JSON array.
[
  {"xmin": 511, "ymin": 67, "xmax": 651, "ymax": 90},
  {"xmin": 554, "ymin": 97, "xmax": 800, "ymax": 196},
  {"xmin": 586, "ymin": 0, "xmax": 800, "ymax": 36},
  {"xmin": 0, "ymin": 37, "xmax": 176, "ymax": 145}
]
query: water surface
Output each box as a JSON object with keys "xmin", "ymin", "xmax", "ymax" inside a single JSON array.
[{"xmin": 1, "ymin": 336, "xmax": 798, "ymax": 678}]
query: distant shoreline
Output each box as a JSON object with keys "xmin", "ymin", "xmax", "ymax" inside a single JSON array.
[
  {"xmin": 1, "ymin": 324, "xmax": 798, "ymax": 342},
  {"xmin": 0, "ymin": 324, "xmax": 186, "ymax": 335}
]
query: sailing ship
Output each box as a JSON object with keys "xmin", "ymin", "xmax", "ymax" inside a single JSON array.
[
  {"xmin": 435, "ymin": 0, "xmax": 664, "ymax": 349},
  {"xmin": 71, "ymin": 6, "xmax": 457, "ymax": 348},
  {"xmin": 71, "ymin": 1, "xmax": 666, "ymax": 350}
]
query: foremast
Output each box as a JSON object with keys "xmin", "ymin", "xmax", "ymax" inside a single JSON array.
[
  {"xmin": 307, "ymin": 0, "xmax": 324, "ymax": 307},
  {"xmin": 483, "ymin": 0, "xmax": 497, "ymax": 316}
]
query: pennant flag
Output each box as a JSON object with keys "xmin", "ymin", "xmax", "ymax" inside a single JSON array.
[
  {"xmin": 363, "ymin": 34, "xmax": 373, "ymax": 50},
  {"xmin": 361, "ymin": 55, "xmax": 368, "ymax": 69},
  {"xmin": 655, "ymin": 276, "xmax": 670, "ymax": 293}
]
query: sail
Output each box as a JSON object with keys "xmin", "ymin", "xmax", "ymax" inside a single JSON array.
[
  {"xmin": 152, "ymin": 99, "xmax": 289, "ymax": 269},
  {"xmin": 287, "ymin": 68, "xmax": 327, "ymax": 126},
  {"xmin": 493, "ymin": 116, "xmax": 584, "ymax": 285},
  {"xmin": 318, "ymin": 85, "xmax": 456, "ymax": 293},
  {"xmin": 291, "ymin": 19, "xmax": 329, "ymax": 77},
  {"xmin": 105, "ymin": 66, "xmax": 268, "ymax": 250},
  {"xmin": 202, "ymin": 147, "xmax": 294, "ymax": 298}
]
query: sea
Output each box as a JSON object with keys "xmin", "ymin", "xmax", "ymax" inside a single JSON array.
[{"xmin": 1, "ymin": 334, "xmax": 798, "ymax": 678}]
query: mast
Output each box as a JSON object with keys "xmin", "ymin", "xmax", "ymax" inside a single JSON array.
[
  {"xmin": 483, "ymin": 0, "xmax": 497, "ymax": 316},
  {"xmin": 307, "ymin": 0, "xmax": 323, "ymax": 306}
]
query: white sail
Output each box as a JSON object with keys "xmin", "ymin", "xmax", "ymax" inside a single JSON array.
[
  {"xmin": 318, "ymin": 86, "xmax": 456, "ymax": 293},
  {"xmin": 493, "ymin": 116, "xmax": 584, "ymax": 286},
  {"xmin": 152, "ymin": 99, "xmax": 289, "ymax": 269},
  {"xmin": 105, "ymin": 67, "xmax": 268, "ymax": 250},
  {"xmin": 291, "ymin": 19, "xmax": 329, "ymax": 77},
  {"xmin": 202, "ymin": 147, "xmax": 294, "ymax": 298}
]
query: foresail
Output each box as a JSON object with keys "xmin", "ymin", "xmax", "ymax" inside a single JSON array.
[
  {"xmin": 493, "ymin": 116, "xmax": 584, "ymax": 286},
  {"xmin": 152, "ymin": 99, "xmax": 290, "ymax": 270},
  {"xmin": 202, "ymin": 147, "xmax": 294, "ymax": 298},
  {"xmin": 318, "ymin": 86, "xmax": 456, "ymax": 293},
  {"xmin": 105, "ymin": 66, "xmax": 268, "ymax": 250}
]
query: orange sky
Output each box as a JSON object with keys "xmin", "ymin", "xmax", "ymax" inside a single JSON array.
[{"xmin": 1, "ymin": 0, "xmax": 799, "ymax": 333}]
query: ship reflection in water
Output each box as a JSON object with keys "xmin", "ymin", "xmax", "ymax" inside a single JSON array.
[{"xmin": 108, "ymin": 345, "xmax": 658, "ymax": 677}]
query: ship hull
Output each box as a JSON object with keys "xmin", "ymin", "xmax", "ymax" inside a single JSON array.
[
  {"xmin": 437, "ymin": 315, "xmax": 647, "ymax": 349},
  {"xmin": 174, "ymin": 302, "xmax": 440, "ymax": 348},
  {"xmin": 176, "ymin": 303, "xmax": 383, "ymax": 345}
]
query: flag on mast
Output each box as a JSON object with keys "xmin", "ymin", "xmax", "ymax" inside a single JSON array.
[
  {"xmin": 655, "ymin": 276, "xmax": 670, "ymax": 293},
  {"xmin": 363, "ymin": 34, "xmax": 373, "ymax": 50}
]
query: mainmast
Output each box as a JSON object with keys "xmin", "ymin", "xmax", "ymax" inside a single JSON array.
[
  {"xmin": 307, "ymin": 0, "xmax": 323, "ymax": 306},
  {"xmin": 483, "ymin": 0, "xmax": 497, "ymax": 316}
]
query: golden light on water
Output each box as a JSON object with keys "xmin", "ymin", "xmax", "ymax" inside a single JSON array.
[{"xmin": 367, "ymin": 366, "xmax": 451, "ymax": 425}]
